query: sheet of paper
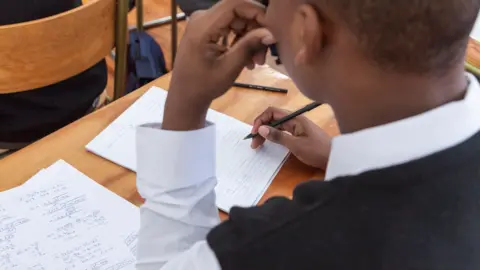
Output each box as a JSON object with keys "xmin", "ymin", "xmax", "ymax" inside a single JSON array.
[
  {"xmin": 87, "ymin": 86, "xmax": 290, "ymax": 212},
  {"xmin": 0, "ymin": 160, "xmax": 139, "ymax": 270},
  {"xmin": 471, "ymin": 13, "xmax": 480, "ymax": 41}
]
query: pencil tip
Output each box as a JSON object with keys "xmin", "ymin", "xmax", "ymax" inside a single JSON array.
[{"xmin": 243, "ymin": 134, "xmax": 252, "ymax": 140}]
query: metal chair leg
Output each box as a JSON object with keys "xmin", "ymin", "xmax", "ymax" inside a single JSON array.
[
  {"xmin": 171, "ymin": 0, "xmax": 178, "ymax": 66},
  {"xmin": 114, "ymin": 0, "xmax": 129, "ymax": 100},
  {"xmin": 146, "ymin": 14, "xmax": 186, "ymax": 29},
  {"xmin": 136, "ymin": 0, "xmax": 144, "ymax": 32},
  {"xmin": 127, "ymin": 13, "xmax": 186, "ymax": 31},
  {"xmin": 115, "ymin": 0, "xmax": 186, "ymax": 75}
]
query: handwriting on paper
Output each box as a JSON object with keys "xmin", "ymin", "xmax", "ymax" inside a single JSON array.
[
  {"xmin": 0, "ymin": 160, "xmax": 140, "ymax": 270},
  {"xmin": 86, "ymin": 87, "xmax": 290, "ymax": 212}
]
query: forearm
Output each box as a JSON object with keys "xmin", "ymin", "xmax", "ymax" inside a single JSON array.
[{"xmin": 163, "ymin": 90, "xmax": 210, "ymax": 131}]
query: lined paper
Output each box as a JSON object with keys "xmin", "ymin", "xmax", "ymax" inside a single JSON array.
[
  {"xmin": 471, "ymin": 13, "xmax": 480, "ymax": 40},
  {"xmin": 87, "ymin": 87, "xmax": 289, "ymax": 212},
  {"xmin": 0, "ymin": 160, "xmax": 139, "ymax": 270}
]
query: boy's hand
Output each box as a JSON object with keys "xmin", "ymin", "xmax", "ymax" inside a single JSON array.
[
  {"xmin": 251, "ymin": 107, "xmax": 332, "ymax": 170},
  {"xmin": 163, "ymin": 0, "xmax": 274, "ymax": 131}
]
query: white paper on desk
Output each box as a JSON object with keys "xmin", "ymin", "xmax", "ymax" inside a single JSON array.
[
  {"xmin": 0, "ymin": 160, "xmax": 139, "ymax": 270},
  {"xmin": 471, "ymin": 13, "xmax": 480, "ymax": 40},
  {"xmin": 86, "ymin": 86, "xmax": 290, "ymax": 212}
]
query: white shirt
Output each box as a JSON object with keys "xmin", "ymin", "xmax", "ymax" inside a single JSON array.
[{"xmin": 135, "ymin": 73, "xmax": 480, "ymax": 270}]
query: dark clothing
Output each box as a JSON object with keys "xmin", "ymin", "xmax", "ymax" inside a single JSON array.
[
  {"xmin": 0, "ymin": 0, "xmax": 107, "ymax": 145},
  {"xmin": 207, "ymin": 130, "xmax": 480, "ymax": 270},
  {"xmin": 176, "ymin": 0, "xmax": 217, "ymax": 15}
]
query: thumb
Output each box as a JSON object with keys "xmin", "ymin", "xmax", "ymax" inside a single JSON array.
[
  {"xmin": 224, "ymin": 28, "xmax": 275, "ymax": 72},
  {"xmin": 258, "ymin": 126, "xmax": 296, "ymax": 148}
]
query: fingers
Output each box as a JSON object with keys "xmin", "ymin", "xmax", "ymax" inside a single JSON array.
[
  {"xmin": 251, "ymin": 133, "xmax": 266, "ymax": 149},
  {"xmin": 210, "ymin": 0, "xmax": 267, "ymax": 31},
  {"xmin": 222, "ymin": 28, "xmax": 275, "ymax": 76},
  {"xmin": 250, "ymin": 107, "xmax": 296, "ymax": 149},
  {"xmin": 188, "ymin": 0, "xmax": 266, "ymax": 47},
  {"xmin": 230, "ymin": 18, "xmax": 247, "ymax": 34},
  {"xmin": 252, "ymin": 107, "xmax": 293, "ymax": 133},
  {"xmin": 257, "ymin": 126, "xmax": 298, "ymax": 149},
  {"xmin": 252, "ymin": 47, "xmax": 267, "ymax": 65},
  {"xmin": 229, "ymin": 26, "xmax": 267, "ymax": 69},
  {"xmin": 232, "ymin": 0, "xmax": 266, "ymax": 24},
  {"xmin": 190, "ymin": 0, "xmax": 270, "ymax": 72},
  {"xmin": 189, "ymin": 10, "xmax": 206, "ymax": 20}
]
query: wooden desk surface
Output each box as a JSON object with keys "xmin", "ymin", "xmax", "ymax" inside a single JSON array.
[{"xmin": 0, "ymin": 66, "xmax": 338, "ymax": 213}]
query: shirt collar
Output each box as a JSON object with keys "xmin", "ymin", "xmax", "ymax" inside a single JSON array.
[{"xmin": 325, "ymin": 73, "xmax": 480, "ymax": 181}]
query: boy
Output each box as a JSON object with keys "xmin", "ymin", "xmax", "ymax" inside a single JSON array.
[{"xmin": 136, "ymin": 0, "xmax": 480, "ymax": 269}]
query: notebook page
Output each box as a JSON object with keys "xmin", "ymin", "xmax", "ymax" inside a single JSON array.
[
  {"xmin": 37, "ymin": 160, "xmax": 140, "ymax": 256},
  {"xmin": 0, "ymin": 160, "xmax": 139, "ymax": 270},
  {"xmin": 87, "ymin": 86, "xmax": 289, "ymax": 212},
  {"xmin": 471, "ymin": 13, "xmax": 480, "ymax": 40},
  {"xmin": 86, "ymin": 88, "xmax": 167, "ymax": 171},
  {"xmin": 209, "ymin": 109, "xmax": 289, "ymax": 211}
]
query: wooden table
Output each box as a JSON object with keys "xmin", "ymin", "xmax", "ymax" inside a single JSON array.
[{"xmin": 0, "ymin": 66, "xmax": 338, "ymax": 214}]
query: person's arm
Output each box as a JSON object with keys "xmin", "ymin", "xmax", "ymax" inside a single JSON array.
[
  {"xmin": 135, "ymin": 0, "xmax": 273, "ymax": 268},
  {"xmin": 135, "ymin": 123, "xmax": 222, "ymax": 270}
]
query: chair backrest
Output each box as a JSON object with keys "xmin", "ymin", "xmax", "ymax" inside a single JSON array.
[{"xmin": 0, "ymin": 0, "xmax": 115, "ymax": 94}]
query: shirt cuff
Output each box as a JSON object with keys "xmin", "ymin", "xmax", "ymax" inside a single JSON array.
[{"xmin": 136, "ymin": 122, "xmax": 216, "ymax": 194}]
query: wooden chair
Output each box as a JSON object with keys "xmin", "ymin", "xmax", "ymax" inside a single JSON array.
[
  {"xmin": 0, "ymin": 0, "xmax": 130, "ymax": 100},
  {"xmin": 466, "ymin": 38, "xmax": 480, "ymax": 77}
]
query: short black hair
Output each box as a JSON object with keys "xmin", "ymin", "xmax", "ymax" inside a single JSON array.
[{"xmin": 321, "ymin": 0, "xmax": 480, "ymax": 74}]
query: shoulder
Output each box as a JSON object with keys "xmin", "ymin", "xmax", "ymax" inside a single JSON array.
[{"xmin": 206, "ymin": 180, "xmax": 339, "ymax": 266}]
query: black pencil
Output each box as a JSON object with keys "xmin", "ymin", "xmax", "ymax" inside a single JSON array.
[
  {"xmin": 233, "ymin": 82, "xmax": 288, "ymax": 94},
  {"xmin": 243, "ymin": 102, "xmax": 322, "ymax": 140}
]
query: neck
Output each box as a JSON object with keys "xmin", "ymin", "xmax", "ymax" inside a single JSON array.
[{"xmin": 328, "ymin": 64, "xmax": 468, "ymax": 134}]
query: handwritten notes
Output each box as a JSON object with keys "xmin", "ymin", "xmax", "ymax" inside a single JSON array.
[
  {"xmin": 212, "ymin": 117, "xmax": 290, "ymax": 211},
  {"xmin": 86, "ymin": 86, "xmax": 290, "ymax": 212},
  {"xmin": 0, "ymin": 160, "xmax": 139, "ymax": 270}
]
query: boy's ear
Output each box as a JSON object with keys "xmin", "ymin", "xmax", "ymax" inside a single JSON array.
[{"xmin": 293, "ymin": 4, "xmax": 322, "ymax": 66}]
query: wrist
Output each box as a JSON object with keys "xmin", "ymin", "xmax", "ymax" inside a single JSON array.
[{"xmin": 162, "ymin": 90, "xmax": 211, "ymax": 131}]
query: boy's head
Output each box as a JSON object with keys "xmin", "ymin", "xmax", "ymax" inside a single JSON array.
[{"xmin": 264, "ymin": 0, "xmax": 480, "ymax": 102}]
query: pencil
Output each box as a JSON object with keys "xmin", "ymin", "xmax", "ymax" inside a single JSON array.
[
  {"xmin": 233, "ymin": 82, "xmax": 288, "ymax": 94},
  {"xmin": 243, "ymin": 101, "xmax": 322, "ymax": 140}
]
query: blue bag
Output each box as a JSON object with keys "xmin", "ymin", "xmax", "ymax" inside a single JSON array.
[{"xmin": 126, "ymin": 30, "xmax": 168, "ymax": 94}]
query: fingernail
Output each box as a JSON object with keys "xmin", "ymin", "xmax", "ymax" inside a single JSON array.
[
  {"xmin": 261, "ymin": 34, "xmax": 275, "ymax": 46},
  {"xmin": 258, "ymin": 126, "xmax": 269, "ymax": 137}
]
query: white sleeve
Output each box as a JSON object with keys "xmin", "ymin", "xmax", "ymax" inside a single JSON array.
[{"xmin": 135, "ymin": 123, "xmax": 221, "ymax": 270}]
